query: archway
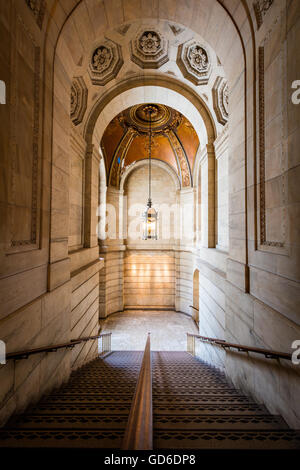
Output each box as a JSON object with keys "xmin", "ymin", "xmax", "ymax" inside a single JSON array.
[{"xmin": 49, "ymin": 0, "xmax": 248, "ymax": 397}]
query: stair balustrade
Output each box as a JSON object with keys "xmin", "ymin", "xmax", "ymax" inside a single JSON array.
[
  {"xmin": 5, "ymin": 333, "xmax": 112, "ymax": 361},
  {"xmin": 187, "ymin": 333, "xmax": 292, "ymax": 361}
]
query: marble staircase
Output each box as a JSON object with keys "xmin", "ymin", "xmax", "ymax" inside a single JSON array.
[{"xmin": 0, "ymin": 351, "xmax": 299, "ymax": 450}]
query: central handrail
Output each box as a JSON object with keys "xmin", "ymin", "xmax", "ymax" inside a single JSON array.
[
  {"xmin": 187, "ymin": 333, "xmax": 292, "ymax": 361},
  {"xmin": 5, "ymin": 333, "xmax": 112, "ymax": 361},
  {"xmin": 122, "ymin": 333, "xmax": 153, "ymax": 450}
]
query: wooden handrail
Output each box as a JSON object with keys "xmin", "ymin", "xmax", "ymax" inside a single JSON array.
[
  {"xmin": 122, "ymin": 333, "xmax": 153, "ymax": 450},
  {"xmin": 5, "ymin": 333, "xmax": 111, "ymax": 361},
  {"xmin": 187, "ymin": 333, "xmax": 292, "ymax": 361}
]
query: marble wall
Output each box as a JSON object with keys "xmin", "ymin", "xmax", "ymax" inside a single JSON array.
[
  {"xmin": 0, "ymin": 0, "xmax": 103, "ymax": 426},
  {"xmin": 99, "ymin": 249, "xmax": 124, "ymax": 318},
  {"xmin": 124, "ymin": 250, "xmax": 175, "ymax": 308}
]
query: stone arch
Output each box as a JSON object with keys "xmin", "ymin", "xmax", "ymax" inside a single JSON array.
[
  {"xmin": 120, "ymin": 158, "xmax": 181, "ymax": 193},
  {"xmin": 84, "ymin": 77, "xmax": 217, "ymax": 247},
  {"xmin": 48, "ymin": 0, "xmax": 251, "ymax": 295},
  {"xmin": 121, "ymin": 159, "xmax": 180, "ymax": 244},
  {"xmin": 84, "ymin": 75, "xmax": 216, "ymax": 147}
]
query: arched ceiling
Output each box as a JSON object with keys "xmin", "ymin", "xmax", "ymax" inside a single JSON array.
[
  {"xmin": 101, "ymin": 103, "xmax": 199, "ymax": 189},
  {"xmin": 60, "ymin": 15, "xmax": 231, "ymax": 144}
]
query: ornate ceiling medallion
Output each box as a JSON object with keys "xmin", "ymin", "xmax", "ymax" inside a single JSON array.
[
  {"xmin": 121, "ymin": 103, "xmax": 182, "ymax": 135},
  {"xmin": 130, "ymin": 28, "xmax": 169, "ymax": 69},
  {"xmin": 212, "ymin": 76, "xmax": 229, "ymax": 125},
  {"xmin": 177, "ymin": 40, "xmax": 212, "ymax": 85},
  {"xmin": 89, "ymin": 39, "xmax": 123, "ymax": 86},
  {"xmin": 70, "ymin": 76, "xmax": 88, "ymax": 126}
]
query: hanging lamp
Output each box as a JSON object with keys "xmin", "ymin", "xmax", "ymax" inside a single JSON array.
[{"xmin": 142, "ymin": 106, "xmax": 158, "ymax": 240}]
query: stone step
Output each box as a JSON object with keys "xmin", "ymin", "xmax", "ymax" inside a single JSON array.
[
  {"xmin": 24, "ymin": 404, "xmax": 132, "ymax": 415},
  {"xmin": 153, "ymin": 403, "xmax": 270, "ymax": 415},
  {"xmin": 153, "ymin": 388, "xmax": 244, "ymax": 395},
  {"xmin": 39, "ymin": 395, "xmax": 133, "ymax": 404},
  {"xmin": 0, "ymin": 351, "xmax": 296, "ymax": 451},
  {"xmin": 0, "ymin": 429, "xmax": 124, "ymax": 448},
  {"xmin": 153, "ymin": 430, "xmax": 300, "ymax": 450},
  {"xmin": 153, "ymin": 395, "xmax": 254, "ymax": 404},
  {"xmin": 153, "ymin": 414, "xmax": 289, "ymax": 430},
  {"xmin": 60, "ymin": 386, "xmax": 136, "ymax": 394},
  {"xmin": 6, "ymin": 414, "xmax": 129, "ymax": 429}
]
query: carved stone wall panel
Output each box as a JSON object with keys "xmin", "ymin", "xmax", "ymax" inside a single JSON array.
[
  {"xmin": 165, "ymin": 129, "xmax": 191, "ymax": 187},
  {"xmin": 130, "ymin": 28, "xmax": 169, "ymax": 69},
  {"xmin": 257, "ymin": 18, "xmax": 288, "ymax": 253},
  {"xmin": 69, "ymin": 130, "xmax": 86, "ymax": 249},
  {"xmin": 89, "ymin": 39, "xmax": 123, "ymax": 86},
  {"xmin": 70, "ymin": 76, "xmax": 88, "ymax": 126},
  {"xmin": 9, "ymin": 16, "xmax": 42, "ymax": 251},
  {"xmin": 212, "ymin": 76, "xmax": 229, "ymax": 125},
  {"xmin": 177, "ymin": 40, "xmax": 211, "ymax": 86}
]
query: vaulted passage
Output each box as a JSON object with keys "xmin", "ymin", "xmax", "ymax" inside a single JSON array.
[{"xmin": 0, "ymin": 0, "xmax": 299, "ymax": 452}]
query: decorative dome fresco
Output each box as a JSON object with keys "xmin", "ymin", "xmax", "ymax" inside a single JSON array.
[
  {"xmin": 101, "ymin": 104, "xmax": 200, "ymax": 189},
  {"xmin": 122, "ymin": 103, "xmax": 182, "ymax": 134}
]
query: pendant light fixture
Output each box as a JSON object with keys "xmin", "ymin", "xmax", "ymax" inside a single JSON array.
[{"xmin": 142, "ymin": 105, "xmax": 158, "ymax": 240}]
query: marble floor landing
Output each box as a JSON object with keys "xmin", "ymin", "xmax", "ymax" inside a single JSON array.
[{"xmin": 100, "ymin": 309, "xmax": 198, "ymax": 351}]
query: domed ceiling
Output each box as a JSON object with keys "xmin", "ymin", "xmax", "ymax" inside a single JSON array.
[{"xmin": 101, "ymin": 103, "xmax": 199, "ymax": 189}]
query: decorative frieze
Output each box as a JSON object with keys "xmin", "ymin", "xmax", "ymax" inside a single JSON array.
[
  {"xmin": 109, "ymin": 127, "xmax": 137, "ymax": 187},
  {"xmin": 25, "ymin": 0, "xmax": 46, "ymax": 29},
  {"xmin": 89, "ymin": 39, "xmax": 123, "ymax": 86},
  {"xmin": 177, "ymin": 40, "xmax": 211, "ymax": 86},
  {"xmin": 253, "ymin": 0, "xmax": 274, "ymax": 29},
  {"xmin": 130, "ymin": 28, "xmax": 169, "ymax": 69},
  {"xmin": 70, "ymin": 76, "xmax": 88, "ymax": 126},
  {"xmin": 165, "ymin": 129, "xmax": 191, "ymax": 188},
  {"xmin": 212, "ymin": 76, "xmax": 229, "ymax": 125}
]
